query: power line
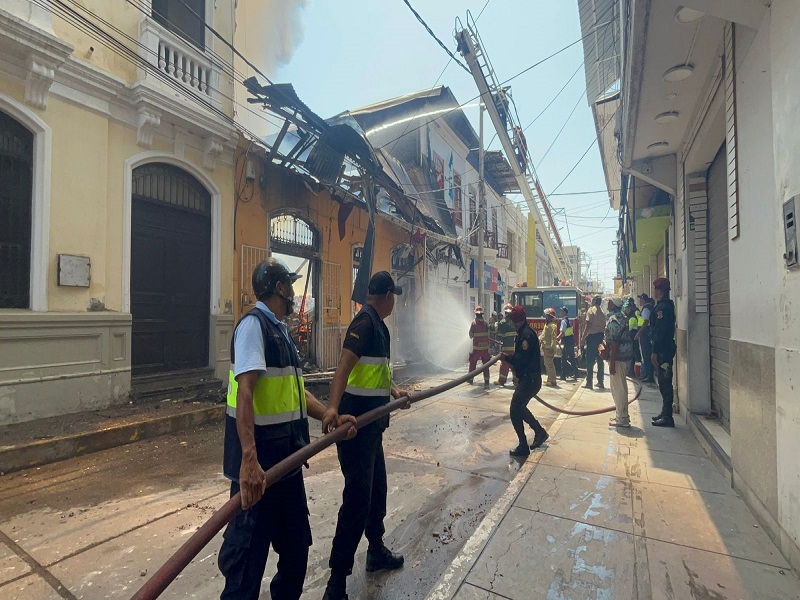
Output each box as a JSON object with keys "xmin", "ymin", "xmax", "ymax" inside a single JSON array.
[
  {"xmin": 385, "ymin": 0, "xmax": 491, "ymax": 155},
  {"xmin": 401, "ymin": 0, "xmax": 470, "ymax": 73},
  {"xmin": 548, "ymin": 106, "xmax": 620, "ymax": 196},
  {"xmin": 375, "ymin": 22, "xmax": 612, "ymax": 151},
  {"xmin": 536, "ymin": 88, "xmax": 586, "ymax": 168}
]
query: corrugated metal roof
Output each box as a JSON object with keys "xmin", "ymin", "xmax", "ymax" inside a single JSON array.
[{"xmin": 578, "ymin": 0, "xmax": 621, "ymax": 106}]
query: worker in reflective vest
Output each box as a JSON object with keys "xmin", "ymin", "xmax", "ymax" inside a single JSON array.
[
  {"xmin": 218, "ymin": 258, "xmax": 356, "ymax": 600},
  {"xmin": 495, "ymin": 304, "xmax": 517, "ymax": 386},
  {"xmin": 468, "ymin": 305, "xmax": 492, "ymax": 389},
  {"xmin": 321, "ymin": 272, "xmax": 409, "ymax": 600}
]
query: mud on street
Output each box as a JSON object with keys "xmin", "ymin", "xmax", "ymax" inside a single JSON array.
[{"xmin": 0, "ymin": 367, "xmax": 579, "ymax": 600}]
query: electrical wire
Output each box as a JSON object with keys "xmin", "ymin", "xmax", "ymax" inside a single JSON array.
[
  {"xmin": 401, "ymin": 0, "xmax": 470, "ymax": 73},
  {"xmin": 536, "ymin": 88, "xmax": 586, "ymax": 168},
  {"xmin": 375, "ymin": 21, "xmax": 612, "ymax": 152}
]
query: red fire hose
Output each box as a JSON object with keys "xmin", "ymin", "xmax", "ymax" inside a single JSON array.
[{"xmin": 131, "ymin": 355, "xmax": 640, "ymax": 599}]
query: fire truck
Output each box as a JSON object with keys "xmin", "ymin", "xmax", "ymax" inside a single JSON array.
[{"xmin": 510, "ymin": 285, "xmax": 584, "ymax": 343}]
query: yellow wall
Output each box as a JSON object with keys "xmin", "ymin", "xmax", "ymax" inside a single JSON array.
[
  {"xmin": 233, "ymin": 142, "xmax": 413, "ymax": 324},
  {"xmin": 0, "ymin": 73, "xmax": 235, "ymax": 315}
]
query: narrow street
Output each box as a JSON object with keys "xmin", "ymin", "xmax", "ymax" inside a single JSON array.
[{"xmin": 0, "ymin": 369, "xmax": 579, "ymax": 600}]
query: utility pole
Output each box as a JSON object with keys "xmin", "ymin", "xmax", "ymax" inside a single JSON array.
[{"xmin": 477, "ymin": 102, "xmax": 485, "ymax": 311}]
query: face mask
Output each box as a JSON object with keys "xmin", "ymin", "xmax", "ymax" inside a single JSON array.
[{"xmin": 278, "ymin": 281, "xmax": 295, "ymax": 315}]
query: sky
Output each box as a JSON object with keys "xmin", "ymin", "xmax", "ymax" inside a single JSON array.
[{"xmin": 274, "ymin": 0, "xmax": 618, "ymax": 291}]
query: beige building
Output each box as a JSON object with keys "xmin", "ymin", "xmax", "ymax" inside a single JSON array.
[{"xmin": 0, "ymin": 1, "xmax": 243, "ymax": 424}]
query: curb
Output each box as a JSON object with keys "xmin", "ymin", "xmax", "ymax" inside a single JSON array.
[
  {"xmin": 0, "ymin": 404, "xmax": 225, "ymax": 475},
  {"xmin": 425, "ymin": 385, "xmax": 588, "ymax": 600}
]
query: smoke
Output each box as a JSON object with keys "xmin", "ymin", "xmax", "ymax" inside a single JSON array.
[
  {"xmin": 261, "ymin": 0, "xmax": 309, "ymax": 74},
  {"xmin": 415, "ymin": 279, "xmax": 474, "ymax": 371}
]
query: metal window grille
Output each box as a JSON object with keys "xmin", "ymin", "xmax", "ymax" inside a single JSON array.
[
  {"xmin": 270, "ymin": 214, "xmax": 317, "ymax": 250},
  {"xmin": 132, "ymin": 163, "xmax": 211, "ymax": 215},
  {"xmin": 322, "ymin": 261, "xmax": 343, "ymax": 370}
]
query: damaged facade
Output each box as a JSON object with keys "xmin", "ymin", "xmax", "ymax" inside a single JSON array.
[
  {"xmin": 234, "ymin": 84, "xmax": 529, "ymax": 370},
  {"xmin": 580, "ymin": 0, "xmax": 800, "ymax": 571}
]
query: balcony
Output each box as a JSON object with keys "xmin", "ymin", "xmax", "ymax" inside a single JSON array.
[
  {"xmin": 496, "ymin": 243, "xmax": 511, "ymax": 269},
  {"xmin": 138, "ymin": 17, "xmax": 220, "ymax": 107}
]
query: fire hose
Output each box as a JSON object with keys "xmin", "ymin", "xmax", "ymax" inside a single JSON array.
[{"xmin": 131, "ymin": 354, "xmax": 641, "ymax": 600}]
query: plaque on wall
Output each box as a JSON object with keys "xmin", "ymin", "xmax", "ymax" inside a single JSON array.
[{"xmin": 57, "ymin": 254, "xmax": 91, "ymax": 287}]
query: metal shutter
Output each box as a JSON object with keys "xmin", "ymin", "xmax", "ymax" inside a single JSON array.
[{"xmin": 707, "ymin": 147, "xmax": 731, "ymax": 431}]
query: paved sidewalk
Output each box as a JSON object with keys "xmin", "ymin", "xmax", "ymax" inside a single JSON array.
[{"xmin": 429, "ymin": 383, "xmax": 800, "ymax": 599}]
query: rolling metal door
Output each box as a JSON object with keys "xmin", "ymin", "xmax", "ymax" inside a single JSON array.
[{"xmin": 707, "ymin": 147, "xmax": 731, "ymax": 431}]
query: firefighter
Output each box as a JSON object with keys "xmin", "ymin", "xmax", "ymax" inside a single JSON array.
[
  {"xmin": 218, "ymin": 258, "xmax": 356, "ymax": 600},
  {"xmin": 495, "ymin": 304, "xmax": 517, "ymax": 386},
  {"xmin": 468, "ymin": 306, "xmax": 492, "ymax": 389},
  {"xmin": 321, "ymin": 272, "xmax": 409, "ymax": 600},
  {"xmin": 540, "ymin": 307, "xmax": 559, "ymax": 387},
  {"xmin": 501, "ymin": 305, "xmax": 549, "ymax": 457}
]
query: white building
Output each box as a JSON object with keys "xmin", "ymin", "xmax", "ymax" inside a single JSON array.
[{"xmin": 581, "ymin": 0, "xmax": 800, "ymax": 572}]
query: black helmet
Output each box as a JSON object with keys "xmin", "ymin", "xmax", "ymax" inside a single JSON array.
[{"xmin": 252, "ymin": 257, "xmax": 301, "ymax": 300}]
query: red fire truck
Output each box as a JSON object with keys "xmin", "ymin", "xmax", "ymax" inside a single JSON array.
[{"xmin": 510, "ymin": 285, "xmax": 584, "ymax": 343}]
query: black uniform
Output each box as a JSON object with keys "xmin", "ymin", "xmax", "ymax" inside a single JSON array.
[
  {"xmin": 328, "ymin": 305, "xmax": 391, "ymax": 577},
  {"xmin": 650, "ymin": 297, "xmax": 677, "ymax": 419},
  {"xmin": 507, "ymin": 322, "xmax": 547, "ymax": 448}
]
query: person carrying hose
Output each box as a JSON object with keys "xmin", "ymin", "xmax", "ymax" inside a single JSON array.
[
  {"xmin": 321, "ymin": 272, "xmax": 410, "ymax": 600},
  {"xmin": 502, "ymin": 305, "xmax": 549, "ymax": 457},
  {"xmin": 495, "ymin": 304, "xmax": 517, "ymax": 386},
  {"xmin": 468, "ymin": 305, "xmax": 492, "ymax": 389},
  {"xmin": 218, "ymin": 258, "xmax": 356, "ymax": 600}
]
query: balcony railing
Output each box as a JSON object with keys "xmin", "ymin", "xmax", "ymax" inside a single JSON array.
[
  {"xmin": 497, "ymin": 243, "xmax": 509, "ymax": 260},
  {"xmin": 139, "ymin": 17, "xmax": 219, "ymax": 103}
]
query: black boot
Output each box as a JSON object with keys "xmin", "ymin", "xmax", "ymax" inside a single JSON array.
[
  {"xmin": 366, "ymin": 544, "xmax": 404, "ymax": 572},
  {"xmin": 651, "ymin": 412, "xmax": 665, "ymax": 423},
  {"xmin": 652, "ymin": 416, "xmax": 675, "ymax": 428},
  {"xmin": 322, "ymin": 572, "xmax": 348, "ymax": 600},
  {"xmin": 509, "ymin": 443, "xmax": 530, "ymax": 457},
  {"xmin": 530, "ymin": 428, "xmax": 550, "ymax": 450}
]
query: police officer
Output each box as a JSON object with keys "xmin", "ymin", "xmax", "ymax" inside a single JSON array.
[
  {"xmin": 218, "ymin": 258, "xmax": 356, "ymax": 600},
  {"xmin": 501, "ymin": 305, "xmax": 549, "ymax": 457},
  {"xmin": 650, "ymin": 278, "xmax": 677, "ymax": 427},
  {"xmin": 495, "ymin": 304, "xmax": 517, "ymax": 386},
  {"xmin": 321, "ymin": 272, "xmax": 408, "ymax": 600},
  {"xmin": 468, "ymin": 306, "xmax": 491, "ymax": 389}
]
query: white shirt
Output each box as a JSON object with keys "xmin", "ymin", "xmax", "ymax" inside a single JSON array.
[
  {"xmin": 641, "ymin": 306, "xmax": 652, "ymax": 322},
  {"xmin": 232, "ymin": 302, "xmax": 294, "ymax": 377}
]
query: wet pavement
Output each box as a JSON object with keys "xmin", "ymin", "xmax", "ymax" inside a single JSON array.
[
  {"xmin": 0, "ymin": 367, "xmax": 579, "ymax": 599},
  {"xmin": 428, "ymin": 383, "xmax": 800, "ymax": 600}
]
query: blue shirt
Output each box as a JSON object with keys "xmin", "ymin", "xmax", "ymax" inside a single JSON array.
[{"xmin": 233, "ymin": 302, "xmax": 295, "ymax": 377}]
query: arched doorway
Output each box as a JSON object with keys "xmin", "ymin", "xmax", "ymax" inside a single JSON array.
[
  {"xmin": 131, "ymin": 163, "xmax": 211, "ymax": 374},
  {"xmin": 269, "ymin": 213, "xmax": 320, "ymax": 366},
  {"xmin": 0, "ymin": 110, "xmax": 33, "ymax": 309}
]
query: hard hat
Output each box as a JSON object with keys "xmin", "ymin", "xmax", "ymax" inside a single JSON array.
[
  {"xmin": 544, "ymin": 307, "xmax": 557, "ymax": 318},
  {"xmin": 475, "ymin": 305, "xmax": 484, "ymax": 314},
  {"xmin": 509, "ymin": 305, "xmax": 527, "ymax": 324},
  {"xmin": 503, "ymin": 303, "xmax": 513, "ymax": 314},
  {"xmin": 252, "ymin": 257, "xmax": 301, "ymax": 300}
]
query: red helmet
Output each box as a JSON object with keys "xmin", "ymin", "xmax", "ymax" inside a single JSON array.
[
  {"xmin": 475, "ymin": 305, "xmax": 484, "ymax": 315},
  {"xmin": 544, "ymin": 307, "xmax": 557, "ymax": 318},
  {"xmin": 509, "ymin": 305, "xmax": 527, "ymax": 324}
]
